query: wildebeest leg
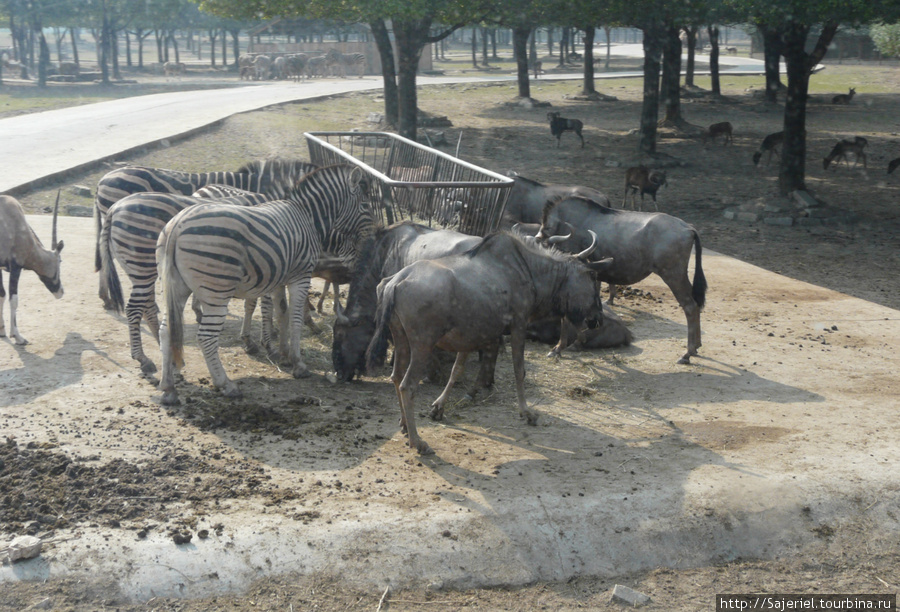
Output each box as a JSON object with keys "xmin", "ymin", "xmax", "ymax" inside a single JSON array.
[
  {"xmin": 241, "ymin": 298, "xmax": 259, "ymax": 355},
  {"xmin": 430, "ymin": 351, "xmax": 469, "ymax": 420},
  {"xmin": 392, "ymin": 326, "xmax": 434, "ymax": 455},
  {"xmin": 662, "ymin": 271, "xmax": 702, "ymax": 364},
  {"xmin": 196, "ymin": 302, "xmax": 242, "ymax": 398},
  {"xmin": 510, "ymin": 327, "xmax": 539, "ymax": 425},
  {"xmin": 316, "ymin": 281, "xmax": 338, "ymax": 314},
  {"xmin": 466, "ymin": 341, "xmax": 499, "ymax": 401},
  {"xmin": 607, "ymin": 283, "xmax": 619, "ymax": 305},
  {"xmin": 388, "ymin": 321, "xmax": 411, "ymax": 431},
  {"xmin": 0, "ymin": 271, "xmax": 6, "ymax": 339},
  {"xmin": 6, "ymin": 264, "xmax": 27, "ymax": 345},
  {"xmin": 547, "ymin": 317, "xmax": 574, "ymax": 359},
  {"xmin": 287, "ymin": 277, "xmax": 313, "ymax": 378}
]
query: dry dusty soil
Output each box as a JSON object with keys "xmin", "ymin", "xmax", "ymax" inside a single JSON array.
[{"xmin": 2, "ymin": 61, "xmax": 900, "ymax": 610}]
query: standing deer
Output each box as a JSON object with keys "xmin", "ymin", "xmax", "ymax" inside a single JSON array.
[
  {"xmin": 623, "ymin": 166, "xmax": 668, "ymax": 211},
  {"xmin": 832, "ymin": 88, "xmax": 856, "ymax": 105},
  {"xmin": 0, "ymin": 193, "xmax": 64, "ymax": 345}
]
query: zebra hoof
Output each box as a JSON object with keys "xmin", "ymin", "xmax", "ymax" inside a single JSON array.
[
  {"xmin": 160, "ymin": 390, "xmax": 180, "ymax": 405},
  {"xmin": 292, "ymin": 365, "xmax": 311, "ymax": 379},
  {"xmin": 677, "ymin": 354, "xmax": 692, "ymax": 365},
  {"xmin": 429, "ymin": 405, "xmax": 445, "ymax": 421},
  {"xmin": 242, "ymin": 337, "xmax": 260, "ymax": 355},
  {"xmin": 140, "ymin": 360, "xmax": 158, "ymax": 375}
]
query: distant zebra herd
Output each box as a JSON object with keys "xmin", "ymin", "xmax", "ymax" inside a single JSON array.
[{"xmin": 239, "ymin": 48, "xmax": 367, "ymax": 81}]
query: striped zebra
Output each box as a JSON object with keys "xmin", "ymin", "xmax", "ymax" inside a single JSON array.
[
  {"xmin": 157, "ymin": 164, "xmax": 374, "ymax": 404},
  {"xmin": 100, "ymin": 190, "xmax": 278, "ymax": 375},
  {"xmin": 325, "ymin": 48, "xmax": 366, "ymax": 78},
  {"xmin": 93, "ymin": 159, "xmax": 319, "ymax": 310}
]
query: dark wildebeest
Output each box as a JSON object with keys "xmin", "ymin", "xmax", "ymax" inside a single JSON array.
[
  {"xmin": 0, "ymin": 194, "xmax": 64, "ymax": 345},
  {"xmin": 500, "ymin": 173, "xmax": 610, "ymax": 229},
  {"xmin": 526, "ymin": 302, "xmax": 633, "ymax": 351},
  {"xmin": 332, "ymin": 221, "xmax": 484, "ymax": 383},
  {"xmin": 534, "ymin": 194, "xmax": 707, "ymax": 364},
  {"xmin": 364, "ymin": 230, "xmax": 610, "ymax": 455}
]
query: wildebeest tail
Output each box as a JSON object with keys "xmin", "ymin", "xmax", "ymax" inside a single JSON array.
[
  {"xmin": 692, "ymin": 230, "xmax": 707, "ymax": 310},
  {"xmin": 365, "ymin": 277, "xmax": 396, "ymax": 375},
  {"xmin": 158, "ymin": 225, "xmax": 185, "ymax": 369},
  {"xmin": 99, "ymin": 212, "xmax": 124, "ymax": 313}
]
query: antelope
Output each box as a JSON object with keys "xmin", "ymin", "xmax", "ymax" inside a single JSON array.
[
  {"xmin": 823, "ymin": 137, "xmax": 868, "ymax": 170},
  {"xmin": 703, "ymin": 121, "xmax": 733, "ymax": 146},
  {"xmin": 623, "ymin": 166, "xmax": 668, "ymax": 211},
  {"xmin": 752, "ymin": 131, "xmax": 784, "ymax": 167},
  {"xmin": 547, "ymin": 112, "xmax": 585, "ymax": 148},
  {"xmin": 0, "ymin": 193, "xmax": 64, "ymax": 345},
  {"xmin": 832, "ymin": 88, "xmax": 856, "ymax": 105}
]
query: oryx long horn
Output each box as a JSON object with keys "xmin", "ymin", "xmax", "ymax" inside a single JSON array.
[
  {"xmin": 51, "ymin": 190, "xmax": 60, "ymax": 249},
  {"xmin": 575, "ymin": 230, "xmax": 599, "ymax": 260}
]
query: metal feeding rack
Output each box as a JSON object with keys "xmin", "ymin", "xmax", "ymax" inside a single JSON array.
[{"xmin": 304, "ymin": 131, "xmax": 513, "ymax": 237}]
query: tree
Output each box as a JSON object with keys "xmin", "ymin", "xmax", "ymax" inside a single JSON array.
[
  {"xmin": 745, "ymin": 0, "xmax": 898, "ymax": 194},
  {"xmin": 871, "ymin": 22, "xmax": 900, "ymax": 58}
]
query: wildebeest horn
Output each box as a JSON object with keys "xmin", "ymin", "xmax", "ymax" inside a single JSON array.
[
  {"xmin": 547, "ymin": 222, "xmax": 575, "ymax": 244},
  {"xmin": 51, "ymin": 190, "xmax": 60, "ymax": 249},
  {"xmin": 334, "ymin": 299, "xmax": 349, "ymax": 325},
  {"xmin": 575, "ymin": 230, "xmax": 598, "ymax": 260}
]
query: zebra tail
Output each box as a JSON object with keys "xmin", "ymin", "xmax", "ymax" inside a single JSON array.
[
  {"xmin": 159, "ymin": 225, "xmax": 185, "ymax": 369},
  {"xmin": 99, "ymin": 215, "xmax": 125, "ymax": 314},
  {"xmin": 94, "ymin": 198, "xmax": 103, "ymax": 273},
  {"xmin": 365, "ymin": 278, "xmax": 397, "ymax": 376},
  {"xmin": 692, "ymin": 230, "xmax": 708, "ymax": 311}
]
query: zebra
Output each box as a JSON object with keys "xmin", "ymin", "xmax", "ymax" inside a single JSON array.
[
  {"xmin": 157, "ymin": 164, "xmax": 375, "ymax": 404},
  {"xmin": 100, "ymin": 190, "xmax": 279, "ymax": 376},
  {"xmin": 325, "ymin": 49, "xmax": 366, "ymax": 78},
  {"xmin": 305, "ymin": 55, "xmax": 328, "ymax": 78},
  {"xmin": 93, "ymin": 158, "xmax": 319, "ymax": 310}
]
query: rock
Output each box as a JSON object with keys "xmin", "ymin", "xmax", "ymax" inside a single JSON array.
[
  {"xmin": 610, "ymin": 584, "xmax": 651, "ymax": 607},
  {"xmin": 792, "ymin": 190, "xmax": 821, "ymax": 208},
  {"xmin": 366, "ymin": 112, "xmax": 384, "ymax": 124},
  {"xmin": 70, "ymin": 184, "xmax": 92, "ymax": 198},
  {"xmin": 26, "ymin": 598, "xmax": 52, "ymax": 610},
  {"xmin": 7, "ymin": 535, "xmax": 42, "ymax": 562},
  {"xmin": 65, "ymin": 204, "xmax": 93, "ymax": 218}
]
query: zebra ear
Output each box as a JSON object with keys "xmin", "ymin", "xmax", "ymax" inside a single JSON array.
[{"xmin": 349, "ymin": 166, "xmax": 368, "ymax": 193}]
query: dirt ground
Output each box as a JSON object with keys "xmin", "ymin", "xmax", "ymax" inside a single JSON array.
[{"xmin": 2, "ymin": 60, "xmax": 900, "ymax": 610}]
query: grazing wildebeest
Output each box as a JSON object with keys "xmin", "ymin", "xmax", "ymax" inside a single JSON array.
[
  {"xmin": 0, "ymin": 194, "xmax": 64, "ymax": 345},
  {"xmin": 332, "ymin": 221, "xmax": 484, "ymax": 383},
  {"xmin": 500, "ymin": 173, "xmax": 611, "ymax": 229},
  {"xmin": 534, "ymin": 194, "xmax": 707, "ymax": 364},
  {"xmin": 364, "ymin": 230, "xmax": 610, "ymax": 455}
]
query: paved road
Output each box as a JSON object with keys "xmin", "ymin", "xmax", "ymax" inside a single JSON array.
[{"xmin": 0, "ymin": 47, "xmax": 766, "ymax": 195}]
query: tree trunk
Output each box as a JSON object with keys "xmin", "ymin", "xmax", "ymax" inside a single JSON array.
[
  {"xmin": 581, "ymin": 25, "xmax": 596, "ymax": 95},
  {"xmin": 221, "ymin": 28, "xmax": 227, "ymax": 66},
  {"xmin": 70, "ymin": 27, "xmax": 80, "ymax": 66},
  {"xmin": 112, "ymin": 28, "xmax": 121, "ymax": 80},
  {"xmin": 471, "ymin": 27, "xmax": 477, "ymax": 67},
  {"xmin": 230, "ymin": 29, "xmax": 240, "ymax": 68},
  {"xmin": 684, "ymin": 26, "xmax": 697, "ymax": 87},
  {"xmin": 481, "ymin": 27, "xmax": 489, "ymax": 65},
  {"xmin": 513, "ymin": 25, "xmax": 532, "ymax": 100},
  {"xmin": 639, "ymin": 23, "xmax": 665, "ymax": 155},
  {"xmin": 777, "ymin": 22, "xmax": 838, "ymax": 195},
  {"xmin": 660, "ymin": 24, "xmax": 682, "ymax": 124},
  {"xmin": 604, "ymin": 27, "xmax": 612, "ymax": 70},
  {"xmin": 100, "ymin": 15, "xmax": 110, "ymax": 85},
  {"xmin": 370, "ymin": 19, "xmax": 399, "ymax": 128},
  {"xmin": 37, "ymin": 28, "xmax": 48, "ymax": 87},
  {"xmin": 707, "ymin": 25, "xmax": 721, "ymax": 96},
  {"xmin": 393, "ymin": 19, "xmax": 431, "ymax": 142},
  {"xmin": 760, "ymin": 24, "xmax": 784, "ymax": 103}
]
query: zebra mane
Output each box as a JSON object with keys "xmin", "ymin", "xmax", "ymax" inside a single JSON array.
[
  {"xmin": 236, "ymin": 158, "xmax": 317, "ymax": 177},
  {"xmin": 540, "ymin": 194, "xmax": 616, "ymax": 228}
]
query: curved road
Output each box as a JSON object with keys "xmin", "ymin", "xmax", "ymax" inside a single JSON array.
[{"xmin": 0, "ymin": 46, "xmax": 766, "ymax": 195}]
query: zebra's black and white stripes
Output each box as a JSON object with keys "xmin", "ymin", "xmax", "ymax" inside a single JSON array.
[
  {"xmin": 157, "ymin": 164, "xmax": 374, "ymax": 404},
  {"xmin": 100, "ymin": 189, "xmax": 278, "ymax": 375},
  {"xmin": 93, "ymin": 159, "xmax": 319, "ymax": 309}
]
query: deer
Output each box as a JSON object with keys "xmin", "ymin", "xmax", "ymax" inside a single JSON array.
[
  {"xmin": 703, "ymin": 121, "xmax": 733, "ymax": 146},
  {"xmin": 0, "ymin": 193, "xmax": 64, "ymax": 345},
  {"xmin": 623, "ymin": 166, "xmax": 668, "ymax": 211},
  {"xmin": 832, "ymin": 88, "xmax": 856, "ymax": 105},
  {"xmin": 752, "ymin": 131, "xmax": 784, "ymax": 167},
  {"xmin": 547, "ymin": 111, "xmax": 584, "ymax": 148},
  {"xmin": 823, "ymin": 136, "xmax": 868, "ymax": 171}
]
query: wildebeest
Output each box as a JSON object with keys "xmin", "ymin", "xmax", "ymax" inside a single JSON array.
[
  {"xmin": 364, "ymin": 230, "xmax": 609, "ymax": 455},
  {"xmin": 500, "ymin": 173, "xmax": 611, "ymax": 229},
  {"xmin": 527, "ymin": 302, "xmax": 633, "ymax": 353},
  {"xmin": 332, "ymin": 221, "xmax": 483, "ymax": 383},
  {"xmin": 533, "ymin": 194, "xmax": 707, "ymax": 364},
  {"xmin": 547, "ymin": 111, "xmax": 585, "ymax": 148},
  {"xmin": 0, "ymin": 194, "xmax": 64, "ymax": 345}
]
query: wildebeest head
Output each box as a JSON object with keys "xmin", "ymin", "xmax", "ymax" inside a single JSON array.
[{"xmin": 331, "ymin": 301, "xmax": 377, "ymax": 382}]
